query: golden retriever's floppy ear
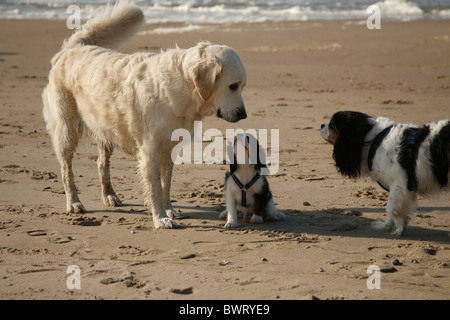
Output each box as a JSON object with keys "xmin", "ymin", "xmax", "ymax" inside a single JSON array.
[{"xmin": 191, "ymin": 45, "xmax": 222, "ymax": 102}]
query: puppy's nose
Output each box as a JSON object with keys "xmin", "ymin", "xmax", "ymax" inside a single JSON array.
[
  {"xmin": 237, "ymin": 108, "xmax": 247, "ymax": 120},
  {"xmin": 321, "ymin": 124, "xmax": 325, "ymax": 129}
]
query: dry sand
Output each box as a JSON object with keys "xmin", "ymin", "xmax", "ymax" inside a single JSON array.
[{"xmin": 0, "ymin": 19, "xmax": 449, "ymax": 300}]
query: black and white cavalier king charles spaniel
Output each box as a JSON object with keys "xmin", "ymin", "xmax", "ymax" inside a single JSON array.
[
  {"xmin": 320, "ymin": 111, "xmax": 449, "ymax": 236},
  {"xmin": 220, "ymin": 133, "xmax": 284, "ymax": 228}
]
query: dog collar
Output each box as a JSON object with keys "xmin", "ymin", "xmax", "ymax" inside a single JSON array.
[
  {"xmin": 368, "ymin": 126, "xmax": 393, "ymax": 192},
  {"xmin": 231, "ymin": 172, "xmax": 260, "ymax": 208}
]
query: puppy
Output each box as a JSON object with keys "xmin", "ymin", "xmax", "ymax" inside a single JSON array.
[
  {"xmin": 220, "ymin": 133, "xmax": 284, "ymax": 228},
  {"xmin": 320, "ymin": 111, "xmax": 449, "ymax": 236},
  {"xmin": 42, "ymin": 1, "xmax": 247, "ymax": 229}
]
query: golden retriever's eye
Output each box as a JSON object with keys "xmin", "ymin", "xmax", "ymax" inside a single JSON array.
[{"xmin": 229, "ymin": 83, "xmax": 239, "ymax": 91}]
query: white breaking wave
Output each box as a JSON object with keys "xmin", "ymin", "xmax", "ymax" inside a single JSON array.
[
  {"xmin": 138, "ymin": 24, "xmax": 211, "ymax": 34},
  {"xmin": 374, "ymin": 0, "xmax": 423, "ymax": 21},
  {"xmin": 0, "ymin": 0, "xmax": 448, "ymax": 23}
]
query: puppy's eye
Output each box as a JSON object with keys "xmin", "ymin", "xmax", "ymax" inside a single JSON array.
[
  {"xmin": 229, "ymin": 83, "xmax": 239, "ymax": 91},
  {"xmin": 329, "ymin": 121, "xmax": 335, "ymax": 130}
]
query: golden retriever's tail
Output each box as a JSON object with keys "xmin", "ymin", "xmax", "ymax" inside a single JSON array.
[{"xmin": 64, "ymin": 0, "xmax": 145, "ymax": 50}]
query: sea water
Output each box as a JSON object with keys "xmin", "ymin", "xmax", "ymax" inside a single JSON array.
[{"xmin": 0, "ymin": 0, "xmax": 449, "ymax": 23}]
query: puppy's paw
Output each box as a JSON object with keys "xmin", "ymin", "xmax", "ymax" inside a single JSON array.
[
  {"xmin": 267, "ymin": 211, "xmax": 285, "ymax": 221},
  {"xmin": 153, "ymin": 217, "xmax": 177, "ymax": 229},
  {"xmin": 67, "ymin": 202, "xmax": 87, "ymax": 214},
  {"xmin": 103, "ymin": 194, "xmax": 122, "ymax": 207},
  {"xmin": 250, "ymin": 215, "xmax": 263, "ymax": 224}
]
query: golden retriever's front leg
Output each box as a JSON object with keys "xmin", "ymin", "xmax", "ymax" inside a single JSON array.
[
  {"xmin": 138, "ymin": 146, "xmax": 177, "ymax": 229},
  {"xmin": 161, "ymin": 153, "xmax": 182, "ymax": 219}
]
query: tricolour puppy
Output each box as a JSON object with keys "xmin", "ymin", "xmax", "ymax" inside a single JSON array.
[
  {"xmin": 220, "ymin": 133, "xmax": 284, "ymax": 228},
  {"xmin": 320, "ymin": 111, "xmax": 449, "ymax": 236},
  {"xmin": 42, "ymin": 1, "xmax": 247, "ymax": 229}
]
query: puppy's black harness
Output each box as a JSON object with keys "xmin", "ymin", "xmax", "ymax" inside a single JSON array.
[{"xmin": 231, "ymin": 173, "xmax": 260, "ymax": 208}]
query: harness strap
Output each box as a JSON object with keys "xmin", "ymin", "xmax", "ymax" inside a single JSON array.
[
  {"xmin": 368, "ymin": 126, "xmax": 393, "ymax": 171},
  {"xmin": 231, "ymin": 172, "xmax": 260, "ymax": 208},
  {"xmin": 377, "ymin": 181, "xmax": 391, "ymax": 192},
  {"xmin": 368, "ymin": 126, "xmax": 424, "ymax": 193},
  {"xmin": 368, "ymin": 126, "xmax": 393, "ymax": 192}
]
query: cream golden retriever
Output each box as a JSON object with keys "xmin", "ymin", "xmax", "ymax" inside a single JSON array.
[{"xmin": 42, "ymin": 0, "xmax": 247, "ymax": 228}]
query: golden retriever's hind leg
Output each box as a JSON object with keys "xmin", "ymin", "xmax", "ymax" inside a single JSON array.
[
  {"xmin": 43, "ymin": 85, "xmax": 86, "ymax": 214},
  {"xmin": 97, "ymin": 142, "xmax": 122, "ymax": 207},
  {"xmin": 53, "ymin": 125, "xmax": 86, "ymax": 214}
]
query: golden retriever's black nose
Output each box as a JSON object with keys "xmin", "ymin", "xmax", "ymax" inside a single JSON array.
[{"xmin": 237, "ymin": 108, "xmax": 247, "ymax": 120}]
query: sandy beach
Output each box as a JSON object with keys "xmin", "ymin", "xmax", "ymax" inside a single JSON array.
[{"xmin": 0, "ymin": 18, "xmax": 449, "ymax": 300}]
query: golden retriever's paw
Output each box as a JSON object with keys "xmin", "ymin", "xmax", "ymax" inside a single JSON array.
[
  {"xmin": 390, "ymin": 226, "xmax": 405, "ymax": 237},
  {"xmin": 371, "ymin": 220, "xmax": 393, "ymax": 232},
  {"xmin": 103, "ymin": 194, "xmax": 122, "ymax": 207},
  {"xmin": 224, "ymin": 221, "xmax": 238, "ymax": 229},
  {"xmin": 67, "ymin": 202, "xmax": 87, "ymax": 214},
  {"xmin": 166, "ymin": 208, "xmax": 183, "ymax": 219},
  {"xmin": 154, "ymin": 217, "xmax": 178, "ymax": 229},
  {"xmin": 219, "ymin": 210, "xmax": 227, "ymax": 219}
]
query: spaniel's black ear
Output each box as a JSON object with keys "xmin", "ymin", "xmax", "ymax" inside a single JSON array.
[{"xmin": 332, "ymin": 112, "xmax": 374, "ymax": 178}]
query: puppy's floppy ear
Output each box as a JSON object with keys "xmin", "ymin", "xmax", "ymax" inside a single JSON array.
[
  {"xmin": 255, "ymin": 139, "xmax": 267, "ymax": 171},
  {"xmin": 191, "ymin": 45, "xmax": 222, "ymax": 102},
  {"xmin": 245, "ymin": 134, "xmax": 266, "ymax": 170},
  {"xmin": 230, "ymin": 154, "xmax": 238, "ymax": 174},
  {"xmin": 332, "ymin": 112, "xmax": 374, "ymax": 178}
]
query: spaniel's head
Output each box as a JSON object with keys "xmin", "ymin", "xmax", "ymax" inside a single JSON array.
[{"xmin": 320, "ymin": 111, "xmax": 374, "ymax": 178}]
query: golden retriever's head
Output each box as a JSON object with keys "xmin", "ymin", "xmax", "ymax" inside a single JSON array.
[{"xmin": 187, "ymin": 42, "xmax": 247, "ymax": 123}]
